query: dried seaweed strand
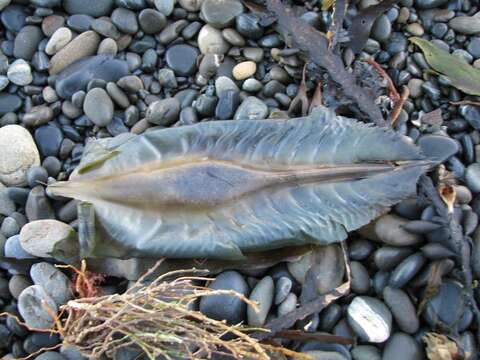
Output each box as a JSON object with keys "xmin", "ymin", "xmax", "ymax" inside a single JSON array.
[
  {"xmin": 391, "ymin": 85, "xmax": 409, "ymax": 126},
  {"xmin": 275, "ymin": 330, "xmax": 355, "ymax": 345},
  {"xmin": 450, "ymin": 100, "xmax": 480, "ymax": 107},
  {"xmin": 419, "ymin": 176, "xmax": 480, "ymax": 333},
  {"xmin": 365, "ymin": 59, "xmax": 400, "ymax": 102},
  {"xmin": 252, "ymin": 241, "xmax": 351, "ymax": 340},
  {"xmin": 266, "ymin": 0, "xmax": 386, "ymax": 127}
]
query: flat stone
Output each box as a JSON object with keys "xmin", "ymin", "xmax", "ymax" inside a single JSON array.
[
  {"xmin": 0, "ymin": 0, "xmax": 11, "ymax": 11},
  {"xmin": 13, "ymin": 26, "xmax": 43, "ymax": 61},
  {"xmin": 449, "ymin": 16, "xmax": 480, "ymax": 35},
  {"xmin": 414, "ymin": 0, "xmax": 448, "ymax": 9},
  {"xmin": 146, "ymin": 98, "xmax": 180, "ymax": 126},
  {"xmin": 466, "ymin": 163, "xmax": 480, "ymax": 193},
  {"xmin": 199, "ymin": 270, "xmax": 249, "ymax": 324},
  {"xmin": 5, "ymin": 234, "xmax": 35, "ymax": 259},
  {"xmin": 234, "ymin": 96, "xmax": 268, "ymax": 120},
  {"xmin": 0, "ymin": 183, "xmax": 15, "ymax": 216},
  {"xmin": 7, "ymin": 59, "xmax": 32, "ymax": 86},
  {"xmin": 351, "ymin": 345, "xmax": 381, "ymax": 360},
  {"xmin": 165, "ymin": 44, "xmax": 199, "ymax": 76},
  {"xmin": 198, "ymin": 24, "xmax": 229, "ymax": 55},
  {"xmin": 154, "ymin": 0, "xmax": 174, "ymax": 15},
  {"xmin": 34, "ymin": 124, "xmax": 63, "ymax": 157},
  {"xmin": 25, "ymin": 186, "xmax": 55, "ymax": 222},
  {"xmin": 55, "ymin": 55, "xmax": 129, "ymax": 99},
  {"xmin": 215, "ymin": 76, "xmax": 239, "ymax": 96},
  {"xmin": 247, "ymin": 276, "xmax": 273, "ymax": 326},
  {"xmin": 138, "ymin": 9, "xmax": 166, "ymax": 34},
  {"xmin": 49, "ymin": 31, "xmax": 101, "ymax": 75},
  {"xmin": 19, "ymin": 219, "xmax": 78, "ymax": 260},
  {"xmin": 383, "ymin": 287, "xmax": 419, "ymax": 334},
  {"xmin": 111, "ymin": 8, "xmax": 138, "ymax": 34},
  {"xmin": 64, "ymin": 0, "xmax": 113, "ymax": 17},
  {"xmin": 201, "ymin": 0, "xmax": 243, "ymax": 28},
  {"xmin": 389, "ymin": 253, "xmax": 426, "ymax": 288},
  {"xmin": 0, "ymin": 125, "xmax": 40, "ymax": 186},
  {"xmin": 361, "ymin": 214, "xmax": 423, "ymax": 246},
  {"xmin": 30, "ymin": 262, "xmax": 73, "ymax": 306},
  {"xmin": 232, "ymin": 61, "xmax": 256, "ymax": 80},
  {"xmin": 382, "ymin": 333, "xmax": 423, "ymax": 360},
  {"xmin": 46, "ymin": 27, "xmax": 72, "ymax": 55},
  {"xmin": 18, "ymin": 285, "xmax": 58, "ymax": 330},
  {"xmin": 66, "ymin": 14, "xmax": 93, "ymax": 33},
  {"xmin": 83, "ymin": 88, "xmax": 114, "ymax": 127},
  {"xmin": 347, "ymin": 296, "xmax": 392, "ymax": 343},
  {"xmin": 23, "ymin": 105, "xmax": 54, "ymax": 127},
  {"xmin": 42, "ymin": 15, "xmax": 66, "ymax": 37},
  {"xmin": 1, "ymin": 5, "xmax": 26, "ymax": 33},
  {"xmin": 0, "ymin": 93, "xmax": 22, "ymax": 115}
]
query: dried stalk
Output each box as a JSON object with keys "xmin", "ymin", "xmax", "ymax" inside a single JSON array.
[{"xmin": 59, "ymin": 263, "xmax": 311, "ymax": 359}]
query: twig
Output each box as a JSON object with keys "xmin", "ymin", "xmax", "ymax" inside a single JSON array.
[
  {"xmin": 390, "ymin": 86, "xmax": 409, "ymax": 126},
  {"xmin": 252, "ymin": 242, "xmax": 351, "ymax": 341},
  {"xmin": 275, "ymin": 330, "xmax": 355, "ymax": 345},
  {"xmin": 450, "ymin": 100, "xmax": 480, "ymax": 107},
  {"xmin": 365, "ymin": 59, "xmax": 400, "ymax": 103},
  {"xmin": 327, "ymin": 0, "xmax": 349, "ymax": 49}
]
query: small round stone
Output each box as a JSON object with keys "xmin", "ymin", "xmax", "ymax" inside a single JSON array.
[
  {"xmin": 19, "ymin": 219, "xmax": 77, "ymax": 259},
  {"xmin": 18, "ymin": 285, "xmax": 58, "ymax": 330},
  {"xmin": 232, "ymin": 61, "xmax": 257, "ymax": 80},
  {"xmin": 347, "ymin": 296, "xmax": 392, "ymax": 343},
  {"xmin": 146, "ymin": 98, "xmax": 181, "ymax": 126},
  {"xmin": 30, "ymin": 262, "xmax": 72, "ymax": 306},
  {"xmin": 165, "ymin": 44, "xmax": 199, "ymax": 76},
  {"xmin": 138, "ymin": 9, "xmax": 167, "ymax": 34},
  {"xmin": 234, "ymin": 96, "xmax": 268, "ymax": 120},
  {"xmin": 466, "ymin": 163, "xmax": 480, "ymax": 193},
  {"xmin": 83, "ymin": 88, "xmax": 114, "ymax": 127},
  {"xmin": 199, "ymin": 271, "xmax": 250, "ymax": 324},
  {"xmin": 382, "ymin": 333, "xmax": 423, "ymax": 360},
  {"xmin": 383, "ymin": 287, "xmax": 419, "ymax": 334},
  {"xmin": 13, "ymin": 25, "xmax": 43, "ymax": 61},
  {"xmin": 7, "ymin": 59, "xmax": 32, "ymax": 86},
  {"xmin": 247, "ymin": 276, "xmax": 273, "ymax": 327},
  {"xmin": 201, "ymin": 0, "xmax": 243, "ymax": 29},
  {"xmin": 0, "ymin": 125, "xmax": 40, "ymax": 186},
  {"xmin": 63, "ymin": 0, "xmax": 113, "ymax": 17},
  {"xmin": 45, "ymin": 27, "xmax": 72, "ymax": 55},
  {"xmin": 198, "ymin": 24, "xmax": 230, "ymax": 55}
]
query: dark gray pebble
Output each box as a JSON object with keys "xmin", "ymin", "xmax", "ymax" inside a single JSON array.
[
  {"xmin": 34, "ymin": 125, "xmax": 63, "ymax": 157},
  {"xmin": 0, "ymin": 94, "xmax": 22, "ymax": 116},
  {"xmin": 165, "ymin": 44, "xmax": 199, "ymax": 76},
  {"xmin": 383, "ymin": 286, "xmax": 419, "ymax": 334},
  {"xmin": 382, "ymin": 333, "xmax": 423, "ymax": 360},
  {"xmin": 13, "ymin": 26, "xmax": 43, "ymax": 61},
  {"xmin": 199, "ymin": 270, "xmax": 249, "ymax": 324},
  {"xmin": 215, "ymin": 90, "xmax": 240, "ymax": 120},
  {"xmin": 418, "ymin": 135, "xmax": 459, "ymax": 162},
  {"xmin": 1, "ymin": 5, "xmax": 27, "ymax": 33},
  {"xmin": 25, "ymin": 185, "xmax": 55, "ymax": 221},
  {"xmin": 389, "ymin": 252, "xmax": 426, "ymax": 288},
  {"xmin": 374, "ymin": 246, "xmax": 413, "ymax": 271},
  {"xmin": 64, "ymin": 0, "xmax": 113, "ymax": 17}
]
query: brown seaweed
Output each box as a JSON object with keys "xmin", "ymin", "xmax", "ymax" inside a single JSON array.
[
  {"xmin": 266, "ymin": 0, "xmax": 387, "ymax": 126},
  {"xmin": 347, "ymin": 0, "xmax": 401, "ymax": 54},
  {"xmin": 47, "ymin": 107, "xmax": 430, "ymax": 260}
]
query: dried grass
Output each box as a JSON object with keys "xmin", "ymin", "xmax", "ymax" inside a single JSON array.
[{"xmin": 58, "ymin": 261, "xmax": 312, "ymax": 360}]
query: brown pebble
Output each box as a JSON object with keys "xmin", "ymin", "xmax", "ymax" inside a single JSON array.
[{"xmin": 232, "ymin": 61, "xmax": 256, "ymax": 81}]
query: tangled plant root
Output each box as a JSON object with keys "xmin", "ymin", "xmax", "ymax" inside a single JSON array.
[{"xmin": 59, "ymin": 262, "xmax": 311, "ymax": 360}]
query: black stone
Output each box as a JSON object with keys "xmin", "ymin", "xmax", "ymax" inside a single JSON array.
[
  {"xmin": 66, "ymin": 14, "xmax": 94, "ymax": 33},
  {"xmin": 236, "ymin": 13, "xmax": 263, "ymax": 40},
  {"xmin": 199, "ymin": 271, "xmax": 249, "ymax": 324},
  {"xmin": 215, "ymin": 90, "xmax": 240, "ymax": 120},
  {"xmin": 55, "ymin": 55, "xmax": 129, "ymax": 99},
  {"xmin": 0, "ymin": 5, "xmax": 27, "ymax": 33},
  {"xmin": 0, "ymin": 94, "xmax": 22, "ymax": 115},
  {"xmin": 418, "ymin": 134, "xmax": 459, "ymax": 162},
  {"xmin": 165, "ymin": 44, "xmax": 199, "ymax": 76},
  {"xmin": 34, "ymin": 124, "xmax": 64, "ymax": 157},
  {"xmin": 64, "ymin": 0, "xmax": 113, "ymax": 17}
]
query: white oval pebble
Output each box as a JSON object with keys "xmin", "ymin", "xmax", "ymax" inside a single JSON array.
[
  {"xmin": 45, "ymin": 27, "xmax": 72, "ymax": 55},
  {"xmin": 0, "ymin": 125, "xmax": 40, "ymax": 186}
]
